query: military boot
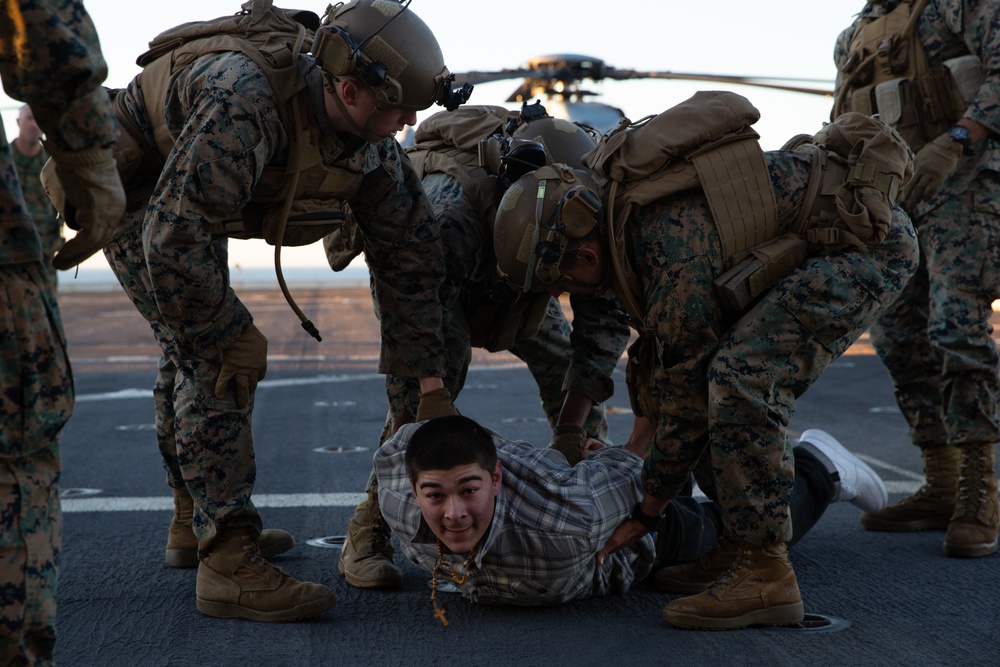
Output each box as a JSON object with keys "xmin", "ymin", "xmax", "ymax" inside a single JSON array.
[
  {"xmin": 943, "ymin": 444, "xmax": 999, "ymax": 558},
  {"xmin": 166, "ymin": 487, "xmax": 295, "ymax": 568},
  {"xmin": 196, "ymin": 527, "xmax": 337, "ymax": 622},
  {"xmin": 661, "ymin": 542, "xmax": 804, "ymax": 630},
  {"xmin": 651, "ymin": 536, "xmax": 740, "ymax": 594},
  {"xmin": 337, "ymin": 485, "xmax": 403, "ymax": 589},
  {"xmin": 860, "ymin": 445, "xmax": 960, "ymax": 531}
]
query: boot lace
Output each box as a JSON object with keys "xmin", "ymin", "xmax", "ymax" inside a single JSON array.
[
  {"xmin": 953, "ymin": 452, "xmax": 988, "ymax": 520},
  {"xmin": 371, "ymin": 514, "xmax": 394, "ymax": 555},
  {"xmin": 707, "ymin": 543, "xmax": 751, "ymax": 595},
  {"xmin": 241, "ymin": 534, "xmax": 287, "ymax": 575}
]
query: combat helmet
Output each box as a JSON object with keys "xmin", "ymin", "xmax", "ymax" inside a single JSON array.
[
  {"xmin": 494, "ymin": 163, "xmax": 603, "ymax": 293},
  {"xmin": 481, "ymin": 104, "xmax": 599, "ymax": 189},
  {"xmin": 312, "ymin": 0, "xmax": 471, "ymax": 112},
  {"xmin": 512, "ymin": 115, "xmax": 598, "ymax": 170}
]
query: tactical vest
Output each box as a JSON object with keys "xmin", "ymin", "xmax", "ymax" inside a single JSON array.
[
  {"xmin": 832, "ymin": 0, "xmax": 982, "ymax": 151},
  {"xmin": 126, "ymin": 0, "xmax": 361, "ymax": 249},
  {"xmin": 583, "ymin": 91, "xmax": 909, "ymax": 327},
  {"xmin": 118, "ymin": 0, "xmax": 380, "ymax": 341},
  {"xmin": 406, "ymin": 105, "xmax": 550, "ymax": 352}
]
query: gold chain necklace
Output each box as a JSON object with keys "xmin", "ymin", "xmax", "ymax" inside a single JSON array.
[{"xmin": 430, "ymin": 537, "xmax": 481, "ymax": 627}]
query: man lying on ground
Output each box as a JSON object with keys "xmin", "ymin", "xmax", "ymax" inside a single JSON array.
[{"xmin": 374, "ymin": 414, "xmax": 885, "ymax": 623}]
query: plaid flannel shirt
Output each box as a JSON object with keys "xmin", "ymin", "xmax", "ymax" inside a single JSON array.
[{"xmin": 375, "ymin": 423, "xmax": 656, "ymax": 606}]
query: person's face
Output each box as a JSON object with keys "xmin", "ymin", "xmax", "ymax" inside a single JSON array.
[
  {"xmin": 350, "ymin": 86, "xmax": 417, "ymax": 141},
  {"xmin": 412, "ymin": 461, "xmax": 501, "ymax": 554},
  {"xmin": 546, "ymin": 242, "xmax": 605, "ymax": 297},
  {"xmin": 16, "ymin": 107, "xmax": 41, "ymax": 142}
]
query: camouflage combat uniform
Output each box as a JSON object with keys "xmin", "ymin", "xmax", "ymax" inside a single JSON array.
[
  {"xmin": 10, "ymin": 141, "xmax": 61, "ymax": 290},
  {"xmin": 103, "ymin": 50, "xmax": 446, "ymax": 550},
  {"xmin": 0, "ymin": 2, "xmax": 118, "ymax": 663},
  {"xmin": 382, "ymin": 171, "xmax": 629, "ymax": 442},
  {"xmin": 628, "ymin": 152, "xmax": 919, "ymax": 543},
  {"xmin": 835, "ymin": 1, "xmax": 1000, "ymax": 456}
]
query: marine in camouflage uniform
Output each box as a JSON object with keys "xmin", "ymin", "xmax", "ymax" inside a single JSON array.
[
  {"xmin": 383, "ymin": 170, "xmax": 628, "ymax": 445},
  {"xmin": 834, "ymin": 0, "xmax": 1000, "ymax": 557},
  {"xmin": 493, "ymin": 104, "xmax": 919, "ymax": 629},
  {"xmin": 607, "ymin": 158, "xmax": 915, "ymax": 630},
  {"xmin": 100, "ymin": 0, "xmax": 457, "ymax": 622},
  {"xmin": 0, "ymin": 2, "xmax": 121, "ymax": 663}
]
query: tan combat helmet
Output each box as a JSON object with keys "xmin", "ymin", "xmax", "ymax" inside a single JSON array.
[
  {"xmin": 312, "ymin": 0, "xmax": 471, "ymax": 113},
  {"xmin": 512, "ymin": 115, "xmax": 598, "ymax": 170},
  {"xmin": 480, "ymin": 103, "xmax": 598, "ymax": 188},
  {"xmin": 493, "ymin": 163, "xmax": 603, "ymax": 293}
]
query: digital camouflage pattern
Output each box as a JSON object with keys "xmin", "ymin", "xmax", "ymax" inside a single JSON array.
[
  {"xmin": 11, "ymin": 144, "xmax": 61, "ymax": 286},
  {"xmin": 0, "ymin": 1, "xmax": 117, "ymax": 663},
  {"xmin": 104, "ymin": 50, "xmax": 447, "ymax": 548},
  {"xmin": 836, "ymin": 0, "xmax": 1000, "ymax": 452},
  {"xmin": 380, "ymin": 172, "xmax": 629, "ymax": 443},
  {"xmin": 0, "ymin": 265, "xmax": 68, "ymax": 667},
  {"xmin": 628, "ymin": 151, "xmax": 918, "ymax": 543},
  {"xmin": 868, "ymin": 172, "xmax": 1000, "ymax": 449}
]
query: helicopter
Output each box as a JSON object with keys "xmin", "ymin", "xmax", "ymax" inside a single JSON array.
[{"xmin": 445, "ymin": 53, "xmax": 836, "ymax": 135}]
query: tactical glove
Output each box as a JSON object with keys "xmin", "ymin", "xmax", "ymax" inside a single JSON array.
[
  {"xmin": 902, "ymin": 133, "xmax": 962, "ymax": 210},
  {"xmin": 415, "ymin": 387, "xmax": 459, "ymax": 421},
  {"xmin": 548, "ymin": 423, "xmax": 587, "ymax": 466},
  {"xmin": 44, "ymin": 145, "xmax": 126, "ymax": 271},
  {"xmin": 215, "ymin": 324, "xmax": 268, "ymax": 409}
]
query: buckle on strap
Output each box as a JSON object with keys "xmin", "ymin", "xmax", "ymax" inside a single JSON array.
[{"xmin": 847, "ymin": 163, "xmax": 901, "ymax": 201}]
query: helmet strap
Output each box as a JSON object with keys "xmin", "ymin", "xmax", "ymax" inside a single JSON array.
[{"xmin": 326, "ymin": 74, "xmax": 384, "ymax": 144}]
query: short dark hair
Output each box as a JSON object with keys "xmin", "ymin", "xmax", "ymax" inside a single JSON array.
[{"xmin": 405, "ymin": 415, "xmax": 498, "ymax": 485}]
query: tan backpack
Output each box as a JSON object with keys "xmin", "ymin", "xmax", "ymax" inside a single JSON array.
[
  {"xmin": 584, "ymin": 91, "xmax": 778, "ymax": 323},
  {"xmin": 583, "ymin": 91, "xmax": 911, "ymax": 323}
]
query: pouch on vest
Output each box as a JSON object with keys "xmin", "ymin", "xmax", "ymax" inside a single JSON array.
[
  {"xmin": 943, "ymin": 55, "xmax": 984, "ymax": 106},
  {"xmin": 795, "ymin": 112, "xmax": 912, "ymax": 255},
  {"xmin": 873, "ymin": 78, "xmax": 922, "ymax": 139},
  {"xmin": 322, "ymin": 213, "xmax": 362, "ymax": 271},
  {"xmin": 713, "ymin": 234, "xmax": 807, "ymax": 316}
]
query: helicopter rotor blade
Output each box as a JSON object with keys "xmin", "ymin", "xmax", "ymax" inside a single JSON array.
[
  {"xmin": 452, "ymin": 66, "xmax": 834, "ymax": 97},
  {"xmin": 604, "ymin": 69, "xmax": 833, "ymax": 96},
  {"xmin": 452, "ymin": 69, "xmax": 537, "ymax": 86}
]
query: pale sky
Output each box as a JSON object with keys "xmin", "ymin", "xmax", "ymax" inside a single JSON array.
[{"xmin": 2, "ymin": 0, "xmax": 863, "ymax": 270}]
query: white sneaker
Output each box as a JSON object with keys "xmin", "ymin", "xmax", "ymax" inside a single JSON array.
[{"xmin": 797, "ymin": 429, "xmax": 888, "ymax": 513}]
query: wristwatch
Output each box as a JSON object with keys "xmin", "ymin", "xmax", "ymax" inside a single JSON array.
[
  {"xmin": 947, "ymin": 125, "xmax": 976, "ymax": 157},
  {"xmin": 630, "ymin": 502, "xmax": 663, "ymax": 532}
]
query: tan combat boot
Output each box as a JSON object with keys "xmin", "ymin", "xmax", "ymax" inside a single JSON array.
[
  {"xmin": 943, "ymin": 444, "xmax": 999, "ymax": 558},
  {"xmin": 661, "ymin": 542, "xmax": 804, "ymax": 630},
  {"xmin": 337, "ymin": 485, "xmax": 403, "ymax": 589},
  {"xmin": 860, "ymin": 445, "xmax": 960, "ymax": 531},
  {"xmin": 196, "ymin": 527, "xmax": 337, "ymax": 622},
  {"xmin": 166, "ymin": 487, "xmax": 295, "ymax": 568},
  {"xmin": 651, "ymin": 536, "xmax": 740, "ymax": 594}
]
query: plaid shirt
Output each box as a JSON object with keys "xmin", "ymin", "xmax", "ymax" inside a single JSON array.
[{"xmin": 375, "ymin": 423, "xmax": 656, "ymax": 606}]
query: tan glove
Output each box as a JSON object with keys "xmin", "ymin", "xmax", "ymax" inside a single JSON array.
[
  {"xmin": 43, "ymin": 145, "xmax": 126, "ymax": 271},
  {"xmin": 549, "ymin": 424, "xmax": 587, "ymax": 465},
  {"xmin": 215, "ymin": 324, "xmax": 268, "ymax": 409},
  {"xmin": 902, "ymin": 133, "xmax": 962, "ymax": 210},
  {"xmin": 415, "ymin": 387, "xmax": 459, "ymax": 421}
]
